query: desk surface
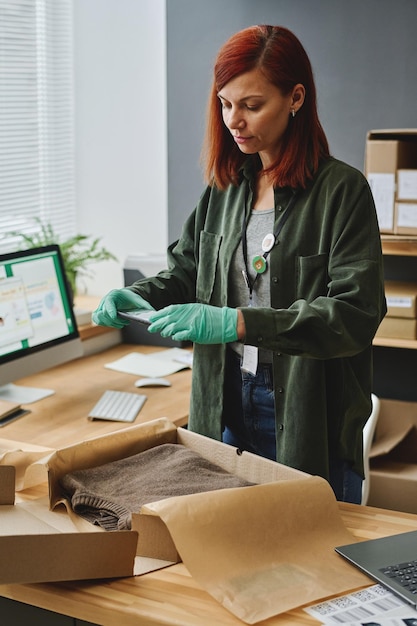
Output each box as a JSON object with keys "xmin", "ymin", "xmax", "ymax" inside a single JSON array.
[
  {"xmin": 0, "ymin": 503, "xmax": 416, "ymax": 625},
  {"xmin": 2, "ymin": 344, "xmax": 417, "ymax": 625},
  {"xmin": 0, "ymin": 344, "xmax": 192, "ymax": 449}
]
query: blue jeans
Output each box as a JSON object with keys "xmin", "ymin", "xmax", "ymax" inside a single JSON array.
[{"xmin": 222, "ymin": 349, "xmax": 363, "ymax": 504}]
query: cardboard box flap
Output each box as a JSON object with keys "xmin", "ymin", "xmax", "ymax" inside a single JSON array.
[
  {"xmin": 369, "ymin": 398, "xmax": 415, "ymax": 458},
  {"xmin": 0, "ymin": 531, "xmax": 137, "ymax": 585},
  {"xmin": 0, "ymin": 438, "xmax": 53, "ymax": 490},
  {"xmin": 47, "ymin": 417, "xmax": 178, "ymax": 508},
  {"xmin": 139, "ymin": 477, "xmax": 369, "ymax": 624},
  {"xmin": 176, "ymin": 427, "xmax": 306, "ymax": 483}
]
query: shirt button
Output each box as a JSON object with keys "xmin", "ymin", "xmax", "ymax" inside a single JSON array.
[
  {"xmin": 277, "ymin": 205, "xmax": 283, "ymax": 212},
  {"xmin": 272, "ymin": 276, "xmax": 279, "ymax": 283},
  {"xmin": 257, "ymin": 336, "xmax": 263, "ymax": 343},
  {"xmin": 278, "ymin": 424, "xmax": 284, "ymax": 431},
  {"xmin": 277, "ymin": 387, "xmax": 284, "ymax": 394}
]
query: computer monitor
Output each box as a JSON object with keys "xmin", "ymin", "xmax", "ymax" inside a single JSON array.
[{"xmin": 0, "ymin": 244, "xmax": 83, "ymax": 405}]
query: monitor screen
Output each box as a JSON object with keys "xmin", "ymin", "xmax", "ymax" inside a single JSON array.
[{"xmin": 0, "ymin": 244, "xmax": 83, "ymax": 406}]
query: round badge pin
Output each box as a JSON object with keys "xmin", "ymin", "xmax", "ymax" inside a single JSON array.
[
  {"xmin": 261, "ymin": 233, "xmax": 275, "ymax": 253},
  {"xmin": 252, "ymin": 255, "xmax": 267, "ymax": 274}
]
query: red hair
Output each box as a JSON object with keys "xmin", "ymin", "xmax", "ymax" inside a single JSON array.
[{"xmin": 202, "ymin": 25, "xmax": 330, "ymax": 190}]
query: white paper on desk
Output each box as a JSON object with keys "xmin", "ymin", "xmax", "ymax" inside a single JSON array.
[
  {"xmin": 105, "ymin": 348, "xmax": 191, "ymax": 377},
  {"xmin": 305, "ymin": 583, "xmax": 417, "ymax": 625},
  {"xmin": 346, "ymin": 618, "xmax": 417, "ymax": 626}
]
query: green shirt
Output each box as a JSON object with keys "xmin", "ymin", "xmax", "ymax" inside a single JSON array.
[{"xmin": 129, "ymin": 156, "xmax": 386, "ymax": 479}]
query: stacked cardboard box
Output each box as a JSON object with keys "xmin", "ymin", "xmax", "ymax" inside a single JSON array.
[
  {"xmin": 365, "ymin": 129, "xmax": 417, "ymax": 234},
  {"xmin": 376, "ymin": 280, "xmax": 417, "ymax": 340}
]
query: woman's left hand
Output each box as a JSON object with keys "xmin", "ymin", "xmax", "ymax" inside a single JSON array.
[{"xmin": 148, "ymin": 303, "xmax": 238, "ymax": 344}]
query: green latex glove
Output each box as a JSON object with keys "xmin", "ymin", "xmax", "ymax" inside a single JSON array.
[
  {"xmin": 148, "ymin": 303, "xmax": 238, "ymax": 344},
  {"xmin": 92, "ymin": 288, "xmax": 155, "ymax": 329}
]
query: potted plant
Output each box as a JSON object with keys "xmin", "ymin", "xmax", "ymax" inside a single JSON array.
[{"xmin": 4, "ymin": 218, "xmax": 117, "ymax": 301}]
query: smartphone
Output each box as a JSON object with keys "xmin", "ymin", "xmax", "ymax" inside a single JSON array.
[{"xmin": 118, "ymin": 309, "xmax": 154, "ymax": 326}]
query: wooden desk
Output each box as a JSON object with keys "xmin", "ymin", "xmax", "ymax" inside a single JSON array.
[
  {"xmin": 0, "ymin": 502, "xmax": 416, "ymax": 625},
  {"xmin": 0, "ymin": 344, "xmax": 192, "ymax": 449},
  {"xmin": 1, "ymin": 345, "xmax": 417, "ymax": 625}
]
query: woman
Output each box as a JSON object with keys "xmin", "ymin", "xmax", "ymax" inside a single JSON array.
[{"xmin": 93, "ymin": 25, "xmax": 386, "ymax": 504}]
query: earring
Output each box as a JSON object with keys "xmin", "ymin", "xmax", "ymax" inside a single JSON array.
[{"xmin": 291, "ymin": 109, "xmax": 296, "ymax": 118}]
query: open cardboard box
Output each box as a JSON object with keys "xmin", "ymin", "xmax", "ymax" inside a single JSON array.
[
  {"xmin": 368, "ymin": 398, "xmax": 417, "ymax": 514},
  {"xmin": 0, "ymin": 417, "xmax": 310, "ymax": 587},
  {"xmin": 1, "ymin": 418, "xmax": 370, "ymax": 623},
  {"xmin": 46, "ymin": 416, "xmax": 309, "ymax": 563}
]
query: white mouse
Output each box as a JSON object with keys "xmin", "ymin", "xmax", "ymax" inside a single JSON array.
[{"xmin": 135, "ymin": 377, "xmax": 171, "ymax": 388}]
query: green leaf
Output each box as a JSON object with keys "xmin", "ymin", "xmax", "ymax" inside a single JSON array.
[{"xmin": 1, "ymin": 219, "xmax": 117, "ymax": 295}]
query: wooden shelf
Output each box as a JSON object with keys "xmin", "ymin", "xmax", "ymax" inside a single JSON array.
[
  {"xmin": 78, "ymin": 323, "xmax": 118, "ymax": 342},
  {"xmin": 376, "ymin": 237, "xmax": 417, "ymax": 350},
  {"xmin": 381, "ymin": 235, "xmax": 417, "ymax": 256},
  {"xmin": 373, "ymin": 336, "xmax": 417, "ymax": 350}
]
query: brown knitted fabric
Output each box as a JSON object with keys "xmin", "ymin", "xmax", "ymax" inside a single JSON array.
[{"xmin": 59, "ymin": 443, "xmax": 254, "ymax": 530}]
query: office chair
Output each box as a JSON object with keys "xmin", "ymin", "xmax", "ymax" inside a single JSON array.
[{"xmin": 361, "ymin": 393, "xmax": 380, "ymax": 505}]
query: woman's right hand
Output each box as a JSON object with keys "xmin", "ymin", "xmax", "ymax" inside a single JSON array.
[{"xmin": 92, "ymin": 288, "xmax": 155, "ymax": 328}]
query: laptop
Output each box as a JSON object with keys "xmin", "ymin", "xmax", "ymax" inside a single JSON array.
[{"xmin": 336, "ymin": 530, "xmax": 417, "ymax": 607}]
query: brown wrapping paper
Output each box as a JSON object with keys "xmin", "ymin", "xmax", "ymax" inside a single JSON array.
[{"xmin": 142, "ymin": 476, "xmax": 370, "ymax": 624}]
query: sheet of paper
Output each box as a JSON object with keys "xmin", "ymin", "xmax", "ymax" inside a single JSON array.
[
  {"xmin": 105, "ymin": 348, "xmax": 192, "ymax": 377},
  {"xmin": 398, "ymin": 170, "xmax": 417, "ymax": 200},
  {"xmin": 346, "ymin": 618, "xmax": 417, "ymax": 626},
  {"xmin": 397, "ymin": 203, "xmax": 417, "ymax": 228},
  {"xmin": 305, "ymin": 583, "xmax": 417, "ymax": 625},
  {"xmin": 143, "ymin": 476, "xmax": 370, "ymax": 624},
  {"xmin": 368, "ymin": 172, "xmax": 395, "ymax": 231}
]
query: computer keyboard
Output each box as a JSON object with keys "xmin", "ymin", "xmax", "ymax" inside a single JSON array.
[
  {"xmin": 379, "ymin": 560, "xmax": 417, "ymax": 595},
  {"xmin": 88, "ymin": 390, "xmax": 146, "ymax": 422}
]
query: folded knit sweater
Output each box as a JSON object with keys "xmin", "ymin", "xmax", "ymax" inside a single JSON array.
[{"xmin": 60, "ymin": 443, "xmax": 254, "ymax": 530}]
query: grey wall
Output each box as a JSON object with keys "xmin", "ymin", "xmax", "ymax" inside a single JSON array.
[{"xmin": 167, "ymin": 0, "xmax": 417, "ymax": 241}]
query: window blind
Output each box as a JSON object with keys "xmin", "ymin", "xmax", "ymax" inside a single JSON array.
[{"xmin": 0, "ymin": 0, "xmax": 76, "ymax": 252}]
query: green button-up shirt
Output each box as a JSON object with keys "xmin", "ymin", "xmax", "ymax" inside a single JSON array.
[{"xmin": 130, "ymin": 156, "xmax": 386, "ymax": 479}]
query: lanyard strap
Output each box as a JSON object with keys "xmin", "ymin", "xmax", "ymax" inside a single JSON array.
[{"xmin": 241, "ymin": 190, "xmax": 298, "ymax": 297}]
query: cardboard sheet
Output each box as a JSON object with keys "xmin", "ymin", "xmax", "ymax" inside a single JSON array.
[{"xmin": 142, "ymin": 476, "xmax": 370, "ymax": 624}]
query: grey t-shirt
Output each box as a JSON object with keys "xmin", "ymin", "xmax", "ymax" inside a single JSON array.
[{"xmin": 229, "ymin": 208, "xmax": 274, "ymax": 363}]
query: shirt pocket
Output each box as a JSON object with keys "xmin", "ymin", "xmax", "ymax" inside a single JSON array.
[
  {"xmin": 196, "ymin": 230, "xmax": 222, "ymax": 303},
  {"xmin": 296, "ymin": 253, "xmax": 328, "ymax": 301}
]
